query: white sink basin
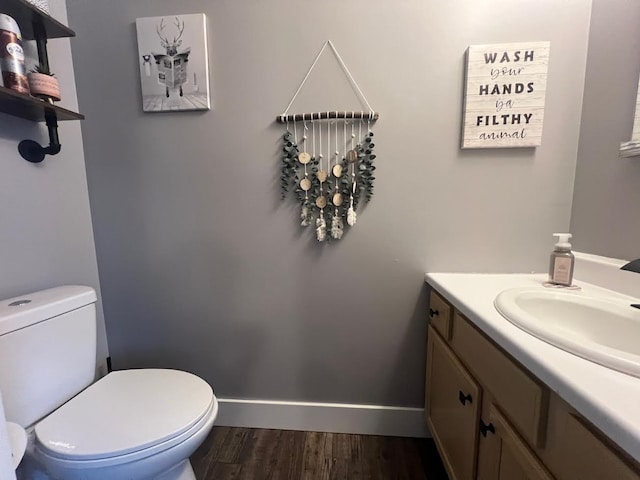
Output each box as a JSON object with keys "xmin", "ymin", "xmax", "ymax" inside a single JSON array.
[{"xmin": 494, "ymin": 287, "xmax": 640, "ymax": 378}]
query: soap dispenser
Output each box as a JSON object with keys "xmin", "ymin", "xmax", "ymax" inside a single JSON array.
[{"xmin": 548, "ymin": 233, "xmax": 574, "ymax": 286}]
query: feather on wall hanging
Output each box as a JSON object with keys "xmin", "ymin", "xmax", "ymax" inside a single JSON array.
[{"xmin": 277, "ymin": 40, "xmax": 379, "ymax": 242}]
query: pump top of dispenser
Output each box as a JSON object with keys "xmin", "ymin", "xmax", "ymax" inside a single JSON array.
[{"xmin": 553, "ymin": 233, "xmax": 572, "ymax": 251}]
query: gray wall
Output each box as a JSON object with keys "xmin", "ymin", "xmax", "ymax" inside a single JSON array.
[
  {"xmin": 570, "ymin": 0, "xmax": 640, "ymax": 261},
  {"xmin": 67, "ymin": 0, "xmax": 591, "ymax": 406},
  {"xmin": 0, "ymin": 0, "xmax": 108, "ymax": 374}
]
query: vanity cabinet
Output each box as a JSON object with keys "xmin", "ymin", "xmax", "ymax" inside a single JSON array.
[{"xmin": 425, "ymin": 288, "xmax": 640, "ymax": 480}]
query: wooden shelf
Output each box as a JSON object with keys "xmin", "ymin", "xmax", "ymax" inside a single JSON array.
[
  {"xmin": 2, "ymin": 0, "xmax": 75, "ymax": 39},
  {"xmin": 0, "ymin": 86, "xmax": 84, "ymax": 122},
  {"xmin": 2, "ymin": 0, "xmax": 83, "ymax": 162}
]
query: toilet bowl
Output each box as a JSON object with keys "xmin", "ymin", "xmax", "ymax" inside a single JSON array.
[
  {"xmin": 0, "ymin": 286, "xmax": 218, "ymax": 480},
  {"xmin": 33, "ymin": 369, "xmax": 218, "ymax": 480}
]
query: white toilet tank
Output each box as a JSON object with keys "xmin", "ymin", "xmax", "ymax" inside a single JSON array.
[{"xmin": 0, "ymin": 286, "xmax": 97, "ymax": 428}]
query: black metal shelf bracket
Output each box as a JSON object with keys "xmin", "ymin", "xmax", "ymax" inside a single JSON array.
[
  {"xmin": 18, "ymin": 19, "xmax": 62, "ymax": 163},
  {"xmin": 18, "ymin": 111, "xmax": 61, "ymax": 163}
]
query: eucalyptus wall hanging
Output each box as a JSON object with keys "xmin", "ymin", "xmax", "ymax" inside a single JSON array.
[{"xmin": 277, "ymin": 41, "xmax": 379, "ymax": 242}]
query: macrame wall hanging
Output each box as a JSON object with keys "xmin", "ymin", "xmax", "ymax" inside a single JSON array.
[{"xmin": 277, "ymin": 40, "xmax": 379, "ymax": 242}]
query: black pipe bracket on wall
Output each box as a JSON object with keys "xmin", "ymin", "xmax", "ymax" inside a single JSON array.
[
  {"xmin": 19, "ymin": 111, "xmax": 62, "ymax": 163},
  {"xmin": 18, "ymin": 21, "xmax": 62, "ymax": 163}
]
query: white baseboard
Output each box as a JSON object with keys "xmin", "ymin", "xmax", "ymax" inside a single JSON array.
[{"xmin": 215, "ymin": 398, "xmax": 430, "ymax": 438}]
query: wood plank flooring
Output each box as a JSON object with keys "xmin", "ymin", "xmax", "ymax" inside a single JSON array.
[{"xmin": 191, "ymin": 427, "xmax": 448, "ymax": 480}]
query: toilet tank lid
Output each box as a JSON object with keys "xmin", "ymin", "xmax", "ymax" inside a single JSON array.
[{"xmin": 0, "ymin": 286, "xmax": 97, "ymax": 336}]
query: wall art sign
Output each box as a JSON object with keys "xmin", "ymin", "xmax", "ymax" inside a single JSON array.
[
  {"xmin": 461, "ymin": 41, "xmax": 550, "ymax": 149},
  {"xmin": 135, "ymin": 13, "xmax": 211, "ymax": 112},
  {"xmin": 632, "ymin": 76, "xmax": 640, "ymax": 141}
]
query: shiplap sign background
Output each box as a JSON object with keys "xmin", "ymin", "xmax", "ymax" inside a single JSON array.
[
  {"xmin": 461, "ymin": 41, "xmax": 550, "ymax": 149},
  {"xmin": 632, "ymin": 76, "xmax": 640, "ymax": 141}
]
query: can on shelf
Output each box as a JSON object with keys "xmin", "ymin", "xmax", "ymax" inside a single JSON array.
[{"xmin": 0, "ymin": 14, "xmax": 30, "ymax": 95}]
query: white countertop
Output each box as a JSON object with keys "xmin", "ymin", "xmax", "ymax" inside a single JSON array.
[{"xmin": 424, "ymin": 271, "xmax": 640, "ymax": 462}]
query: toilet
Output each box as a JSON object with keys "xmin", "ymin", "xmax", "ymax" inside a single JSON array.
[{"xmin": 0, "ymin": 285, "xmax": 218, "ymax": 480}]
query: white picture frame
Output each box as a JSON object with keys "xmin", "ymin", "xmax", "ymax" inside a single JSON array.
[{"xmin": 135, "ymin": 13, "xmax": 211, "ymax": 112}]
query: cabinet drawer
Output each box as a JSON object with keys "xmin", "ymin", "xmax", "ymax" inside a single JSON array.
[
  {"xmin": 428, "ymin": 290, "xmax": 453, "ymax": 340},
  {"xmin": 451, "ymin": 312, "xmax": 548, "ymax": 447},
  {"xmin": 559, "ymin": 413, "xmax": 640, "ymax": 480}
]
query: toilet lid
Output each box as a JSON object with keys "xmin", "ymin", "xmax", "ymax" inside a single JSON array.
[{"xmin": 35, "ymin": 369, "xmax": 213, "ymax": 461}]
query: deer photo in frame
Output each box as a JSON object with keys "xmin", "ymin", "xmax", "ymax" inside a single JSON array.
[{"xmin": 135, "ymin": 13, "xmax": 211, "ymax": 112}]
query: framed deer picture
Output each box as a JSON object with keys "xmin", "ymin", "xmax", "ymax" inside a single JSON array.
[{"xmin": 135, "ymin": 13, "xmax": 211, "ymax": 112}]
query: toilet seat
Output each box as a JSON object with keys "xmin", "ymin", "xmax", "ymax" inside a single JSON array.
[{"xmin": 35, "ymin": 369, "xmax": 214, "ymax": 463}]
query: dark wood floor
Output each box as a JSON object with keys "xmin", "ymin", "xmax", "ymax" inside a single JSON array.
[{"xmin": 191, "ymin": 426, "xmax": 448, "ymax": 480}]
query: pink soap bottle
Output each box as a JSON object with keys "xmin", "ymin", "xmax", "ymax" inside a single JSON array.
[{"xmin": 548, "ymin": 233, "xmax": 574, "ymax": 286}]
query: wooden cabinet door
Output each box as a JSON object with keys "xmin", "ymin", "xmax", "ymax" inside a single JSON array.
[
  {"xmin": 426, "ymin": 326, "xmax": 481, "ymax": 480},
  {"xmin": 478, "ymin": 404, "xmax": 554, "ymax": 480},
  {"xmin": 477, "ymin": 395, "xmax": 501, "ymax": 480}
]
